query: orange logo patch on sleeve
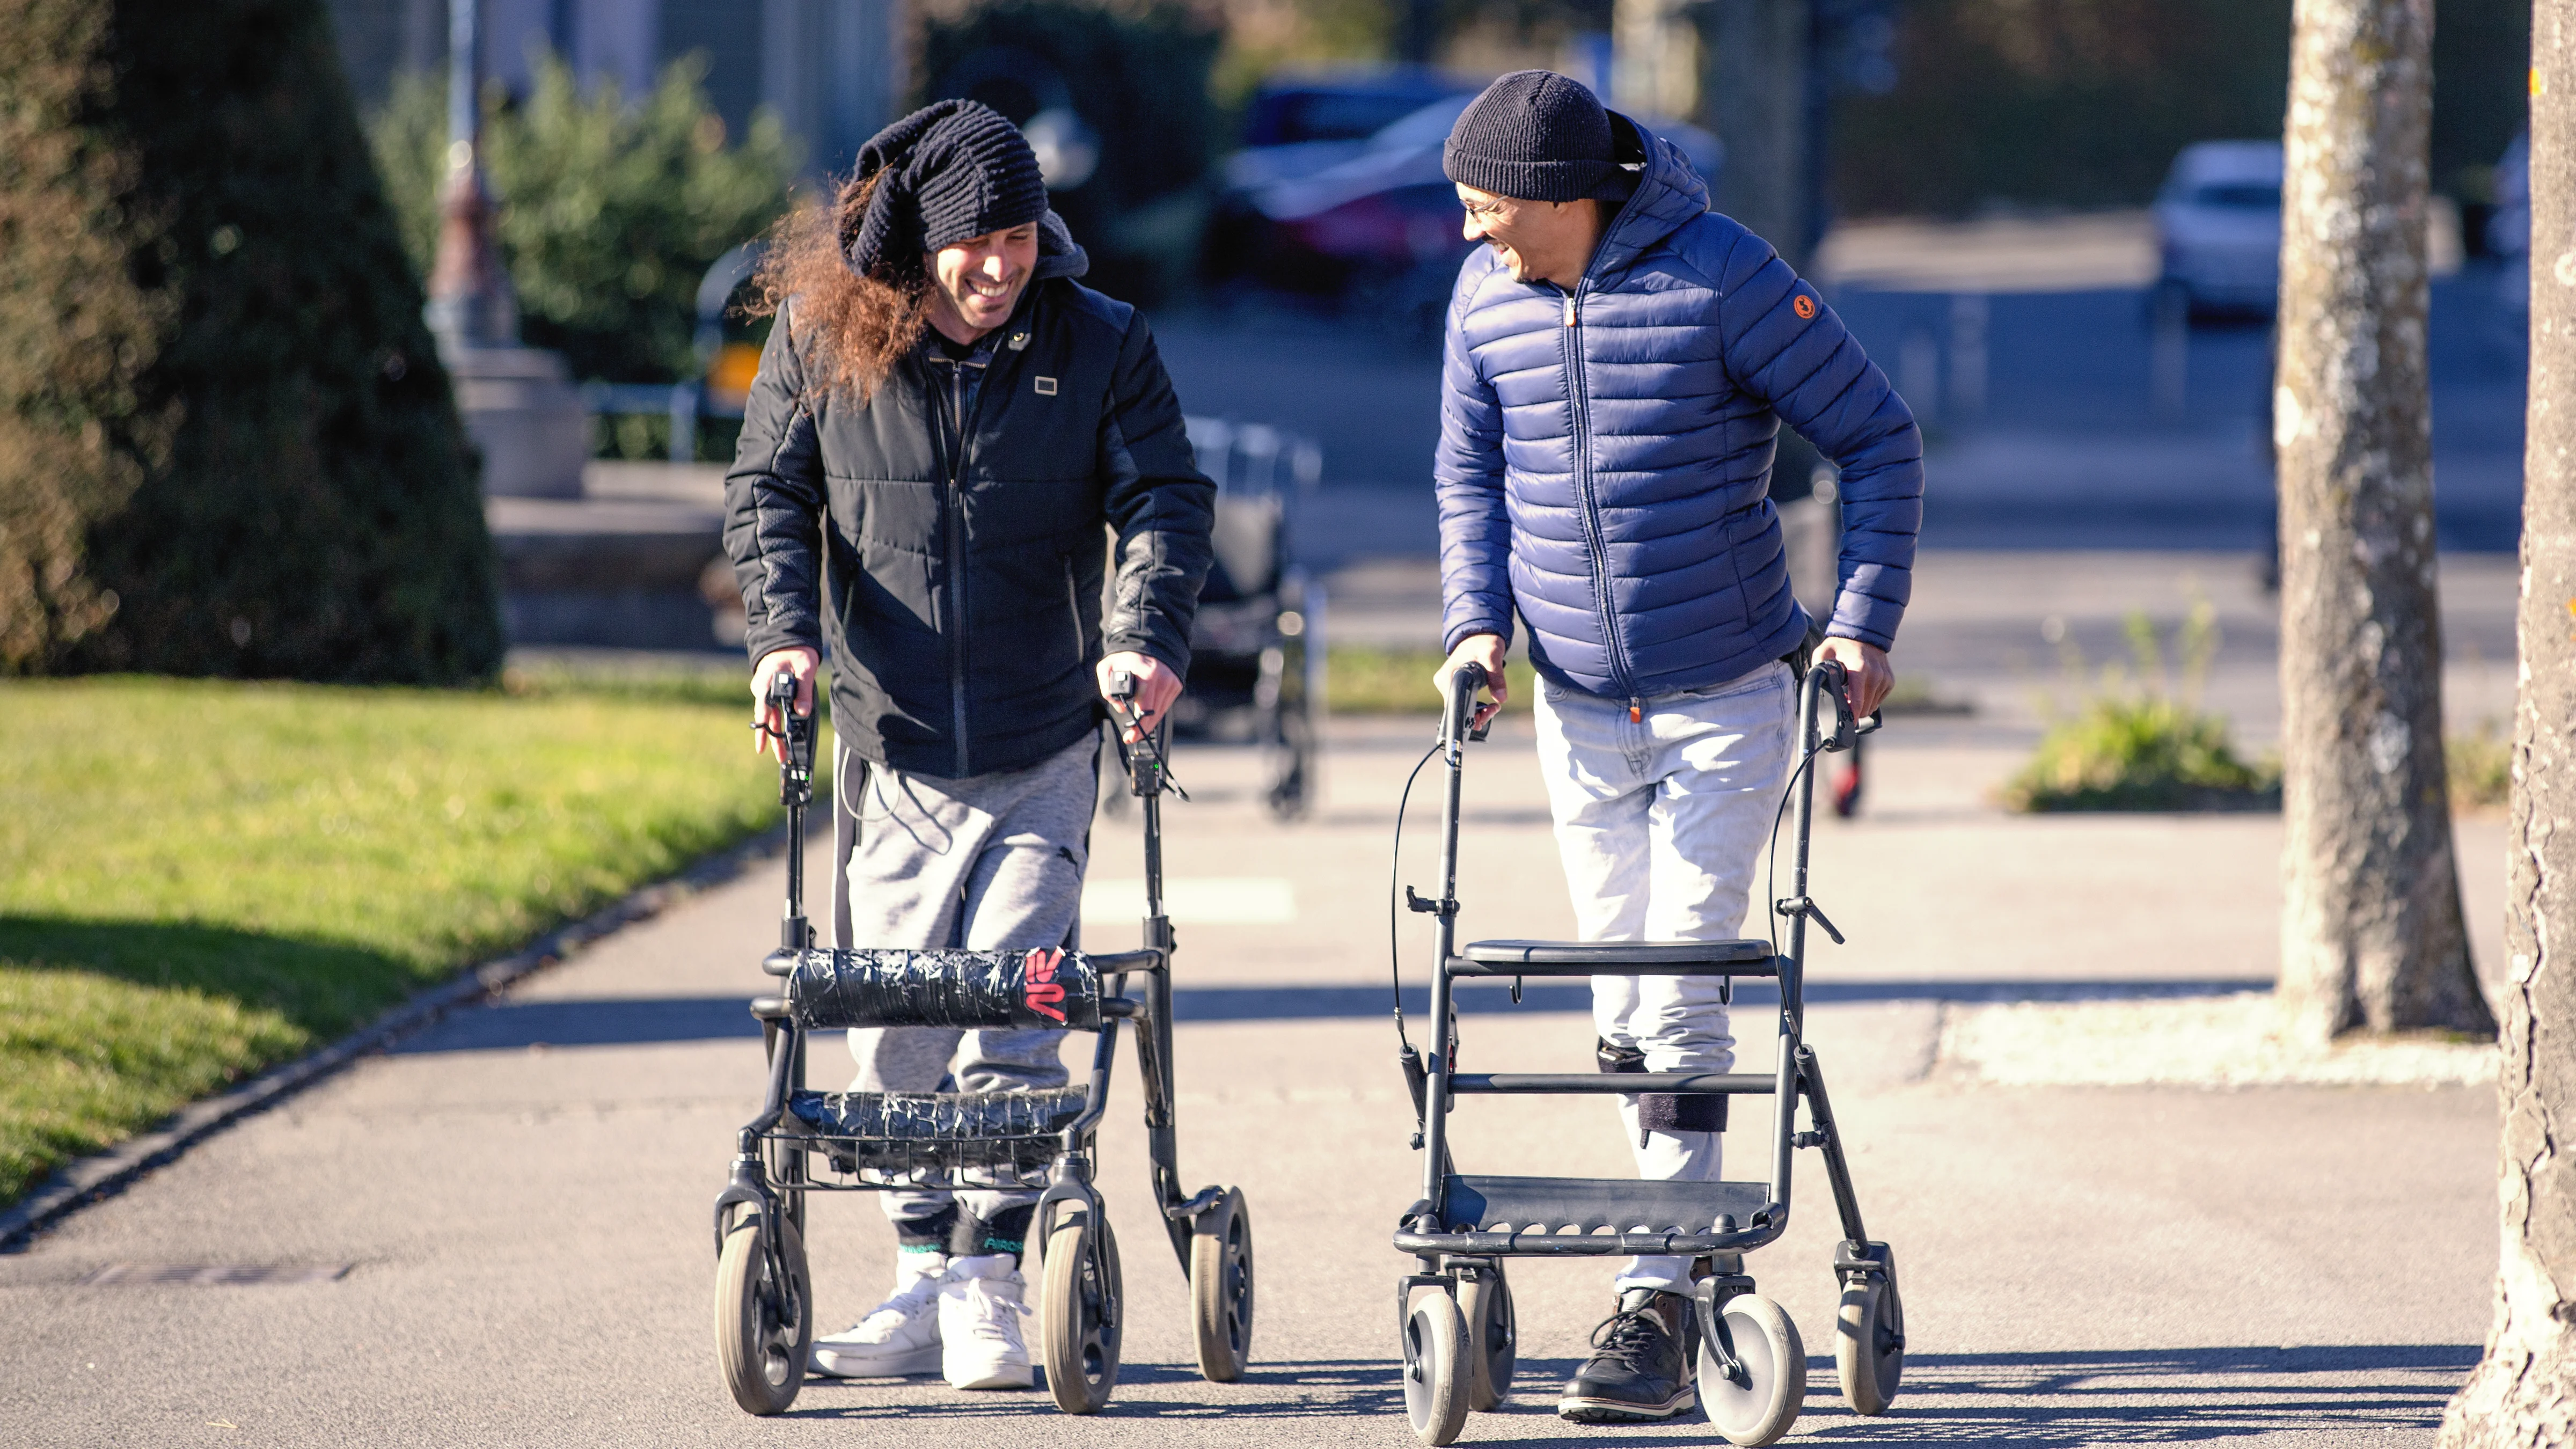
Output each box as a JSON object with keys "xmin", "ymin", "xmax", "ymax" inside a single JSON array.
[{"xmin": 1792, "ymin": 292, "xmax": 1818, "ymax": 320}]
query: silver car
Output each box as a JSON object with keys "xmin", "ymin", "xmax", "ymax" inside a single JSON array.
[{"xmin": 2155, "ymin": 140, "xmax": 2284, "ymax": 316}]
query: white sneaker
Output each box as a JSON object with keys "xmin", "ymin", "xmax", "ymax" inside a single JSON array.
[
  {"xmin": 939, "ymin": 1254, "xmax": 1035, "ymax": 1389},
  {"xmin": 811, "ymin": 1252, "xmax": 947, "ymax": 1377}
]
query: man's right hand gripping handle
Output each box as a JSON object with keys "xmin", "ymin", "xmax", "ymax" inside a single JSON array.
[{"xmin": 1432, "ymin": 633, "xmax": 1506, "ymax": 737}]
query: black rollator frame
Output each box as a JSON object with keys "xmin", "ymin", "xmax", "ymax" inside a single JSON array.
[
  {"xmin": 1388, "ymin": 660, "xmax": 1907, "ymax": 1446},
  {"xmin": 711, "ymin": 671, "xmax": 1256, "ymax": 1417}
]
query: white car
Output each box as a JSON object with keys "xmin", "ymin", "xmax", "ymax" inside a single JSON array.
[{"xmin": 2155, "ymin": 140, "xmax": 2284, "ymax": 316}]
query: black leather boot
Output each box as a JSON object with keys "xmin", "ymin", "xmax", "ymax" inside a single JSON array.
[{"xmin": 1557, "ymin": 1288, "xmax": 1695, "ymax": 1422}]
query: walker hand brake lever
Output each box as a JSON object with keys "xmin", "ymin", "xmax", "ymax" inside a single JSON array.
[{"xmin": 1774, "ymin": 895, "xmax": 1846, "ymax": 946}]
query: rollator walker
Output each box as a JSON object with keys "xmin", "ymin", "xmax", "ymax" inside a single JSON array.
[
  {"xmin": 712, "ymin": 673, "xmax": 1255, "ymax": 1416},
  {"xmin": 1389, "ymin": 658, "xmax": 1905, "ymax": 1446}
]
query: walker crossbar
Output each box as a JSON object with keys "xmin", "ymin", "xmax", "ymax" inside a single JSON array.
[
  {"xmin": 1444, "ymin": 956, "xmax": 1785, "ymax": 978},
  {"xmin": 1457, "ymin": 938, "xmax": 1776, "ymax": 968},
  {"xmin": 1447, "ymin": 1072, "xmax": 1776, "ymax": 1095}
]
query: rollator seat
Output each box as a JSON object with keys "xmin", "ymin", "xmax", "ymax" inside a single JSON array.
[
  {"xmin": 786, "ymin": 1088, "xmax": 1089, "ymax": 1173},
  {"xmin": 1439, "ymin": 1174, "xmax": 1772, "ymax": 1236},
  {"xmin": 782, "ymin": 947, "xmax": 1102, "ymax": 1030},
  {"xmin": 1453, "ymin": 938, "xmax": 1780, "ymax": 976}
]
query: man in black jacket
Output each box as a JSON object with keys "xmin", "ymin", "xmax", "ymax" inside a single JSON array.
[{"xmin": 721, "ymin": 100, "xmax": 1214, "ymax": 1392}]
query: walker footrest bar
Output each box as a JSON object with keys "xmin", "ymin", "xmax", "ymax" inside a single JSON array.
[
  {"xmin": 1451, "ymin": 938, "xmax": 1780, "ymax": 977},
  {"xmin": 1449, "ymin": 1072, "xmax": 1776, "ymax": 1095},
  {"xmin": 1436, "ymin": 1174, "xmax": 1773, "ymax": 1235},
  {"xmin": 782, "ymin": 1089, "xmax": 1089, "ymax": 1172},
  {"xmin": 781, "ymin": 947, "xmax": 1103, "ymax": 1029}
]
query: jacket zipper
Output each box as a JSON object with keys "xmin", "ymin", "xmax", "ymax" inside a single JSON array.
[
  {"xmin": 1558, "ymin": 283, "xmax": 1635, "ymax": 709},
  {"xmin": 940, "ymin": 357, "xmax": 989, "ymax": 778}
]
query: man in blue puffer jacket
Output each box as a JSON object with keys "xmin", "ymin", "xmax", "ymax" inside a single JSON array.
[{"xmin": 1431, "ymin": 71, "xmax": 1923, "ymax": 1424}]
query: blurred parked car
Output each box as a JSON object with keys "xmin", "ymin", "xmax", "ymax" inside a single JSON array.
[
  {"xmin": 2154, "ymin": 141, "xmax": 2284, "ymax": 318},
  {"xmin": 1223, "ymin": 68, "xmax": 1475, "ymax": 193},
  {"xmin": 1208, "ymin": 87, "xmax": 1718, "ymax": 327}
]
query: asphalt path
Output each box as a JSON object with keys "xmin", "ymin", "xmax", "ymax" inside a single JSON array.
[{"xmin": 1, "ymin": 721, "xmax": 2497, "ymax": 1447}]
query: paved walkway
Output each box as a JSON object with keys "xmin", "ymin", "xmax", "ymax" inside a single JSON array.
[{"xmin": 0, "ymin": 704, "xmax": 2496, "ymax": 1445}]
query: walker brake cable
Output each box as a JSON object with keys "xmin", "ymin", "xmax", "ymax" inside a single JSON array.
[
  {"xmin": 1385, "ymin": 739, "xmax": 1443, "ymax": 1056},
  {"xmin": 1104, "ymin": 695, "xmax": 1190, "ymax": 801},
  {"xmin": 1386, "ymin": 737, "xmax": 1446, "ymax": 1144}
]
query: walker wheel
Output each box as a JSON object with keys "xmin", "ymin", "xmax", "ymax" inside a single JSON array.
[
  {"xmin": 1401, "ymin": 1289, "xmax": 1472, "ymax": 1446},
  {"xmin": 712, "ymin": 1203, "xmax": 812, "ymax": 1416},
  {"xmin": 1459, "ymin": 1267, "xmax": 1516, "ymax": 1411},
  {"xmin": 1189, "ymin": 1187, "xmax": 1256, "ymax": 1382},
  {"xmin": 1039, "ymin": 1206, "xmax": 1123, "ymax": 1414},
  {"xmin": 1699, "ymin": 1291, "xmax": 1805, "ymax": 1446},
  {"xmin": 1834, "ymin": 1254, "xmax": 1905, "ymax": 1415}
]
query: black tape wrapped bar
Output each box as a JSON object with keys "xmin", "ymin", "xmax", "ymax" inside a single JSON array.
[
  {"xmin": 785, "ymin": 1089, "xmax": 1091, "ymax": 1173},
  {"xmin": 784, "ymin": 948, "xmax": 1103, "ymax": 1030}
]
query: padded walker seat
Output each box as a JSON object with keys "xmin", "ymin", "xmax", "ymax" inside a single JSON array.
[{"xmin": 1453, "ymin": 938, "xmax": 1781, "ymax": 976}]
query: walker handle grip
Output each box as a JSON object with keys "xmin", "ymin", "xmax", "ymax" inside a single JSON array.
[
  {"xmin": 1446, "ymin": 662, "xmax": 1490, "ymax": 746},
  {"xmin": 767, "ymin": 670, "xmax": 815, "ymax": 798},
  {"xmin": 1812, "ymin": 658, "xmax": 1861, "ymax": 753}
]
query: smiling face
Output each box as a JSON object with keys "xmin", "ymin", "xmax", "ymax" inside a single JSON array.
[
  {"xmin": 924, "ymin": 221, "xmax": 1041, "ymax": 342},
  {"xmin": 1457, "ymin": 184, "xmax": 1605, "ymax": 291}
]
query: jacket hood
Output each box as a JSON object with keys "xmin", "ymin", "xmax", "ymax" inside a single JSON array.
[
  {"xmin": 1035, "ymin": 210, "xmax": 1089, "ymax": 281},
  {"xmin": 1587, "ymin": 112, "xmax": 1710, "ymax": 282}
]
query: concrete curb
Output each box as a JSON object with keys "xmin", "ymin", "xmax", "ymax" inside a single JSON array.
[{"xmin": 0, "ymin": 821, "xmax": 795, "ymax": 1252}]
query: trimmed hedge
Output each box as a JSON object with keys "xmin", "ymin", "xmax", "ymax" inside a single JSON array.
[{"xmin": 0, "ymin": 0, "xmax": 500, "ymax": 683}]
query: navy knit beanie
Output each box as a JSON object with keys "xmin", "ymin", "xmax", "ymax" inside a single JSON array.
[
  {"xmin": 1442, "ymin": 70, "xmax": 1618, "ymax": 203},
  {"xmin": 843, "ymin": 100, "xmax": 1050, "ymax": 283}
]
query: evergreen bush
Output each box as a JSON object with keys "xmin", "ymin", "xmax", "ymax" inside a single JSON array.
[
  {"xmin": 0, "ymin": 0, "xmax": 500, "ymax": 683},
  {"xmin": 369, "ymin": 54, "xmax": 796, "ymax": 385}
]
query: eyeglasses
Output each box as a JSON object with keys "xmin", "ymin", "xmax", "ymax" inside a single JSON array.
[{"xmin": 1459, "ymin": 196, "xmax": 1514, "ymax": 223}]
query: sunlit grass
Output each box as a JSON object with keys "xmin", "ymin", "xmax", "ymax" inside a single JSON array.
[
  {"xmin": 2003, "ymin": 603, "xmax": 2276, "ymax": 812},
  {"xmin": 0, "ymin": 674, "xmax": 806, "ymax": 1204},
  {"xmin": 1326, "ymin": 642, "xmax": 1528, "ymax": 715}
]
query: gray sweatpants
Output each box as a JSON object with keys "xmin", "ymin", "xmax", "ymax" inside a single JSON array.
[{"xmin": 832, "ymin": 734, "xmax": 1097, "ymax": 1227}]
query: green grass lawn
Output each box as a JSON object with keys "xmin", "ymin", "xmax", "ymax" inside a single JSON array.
[
  {"xmin": 0, "ymin": 669, "xmax": 803, "ymax": 1206},
  {"xmin": 1326, "ymin": 643, "xmax": 1530, "ymax": 716}
]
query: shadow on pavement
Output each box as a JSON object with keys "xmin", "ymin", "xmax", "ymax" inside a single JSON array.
[
  {"xmin": 393, "ymin": 978, "xmax": 2272, "ymax": 1052},
  {"xmin": 1777, "ymin": 1344, "xmax": 2478, "ymax": 1445},
  {"xmin": 779, "ymin": 1358, "xmax": 1406, "ymax": 1421},
  {"xmin": 744, "ymin": 1345, "xmax": 2475, "ymax": 1438}
]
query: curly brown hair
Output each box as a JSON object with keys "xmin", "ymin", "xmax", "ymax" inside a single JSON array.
[{"xmin": 744, "ymin": 172, "xmax": 931, "ymax": 404}]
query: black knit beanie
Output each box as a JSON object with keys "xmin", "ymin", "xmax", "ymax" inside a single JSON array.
[
  {"xmin": 843, "ymin": 100, "xmax": 1050, "ymax": 283},
  {"xmin": 1441, "ymin": 70, "xmax": 1618, "ymax": 203}
]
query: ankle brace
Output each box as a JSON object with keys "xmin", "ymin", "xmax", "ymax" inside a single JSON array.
[{"xmin": 953, "ymin": 1203, "xmax": 1037, "ymax": 1261}]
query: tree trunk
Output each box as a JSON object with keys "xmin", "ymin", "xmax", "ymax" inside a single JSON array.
[
  {"xmin": 2274, "ymin": 0, "xmax": 2494, "ymax": 1040},
  {"xmin": 2438, "ymin": 5, "xmax": 2576, "ymax": 1440}
]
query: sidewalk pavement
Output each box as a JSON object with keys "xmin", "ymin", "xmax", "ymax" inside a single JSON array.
[{"xmin": 0, "ymin": 700, "xmax": 2499, "ymax": 1445}]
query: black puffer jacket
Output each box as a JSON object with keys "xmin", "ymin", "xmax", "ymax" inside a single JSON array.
[{"xmin": 723, "ymin": 218, "xmax": 1214, "ymax": 778}]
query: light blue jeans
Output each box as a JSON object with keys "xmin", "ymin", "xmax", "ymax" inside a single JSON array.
[{"xmin": 1531, "ymin": 661, "xmax": 1795, "ymax": 1294}]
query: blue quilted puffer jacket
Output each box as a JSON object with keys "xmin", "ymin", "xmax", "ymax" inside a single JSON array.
[{"xmin": 1436, "ymin": 113, "xmax": 1924, "ymax": 702}]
